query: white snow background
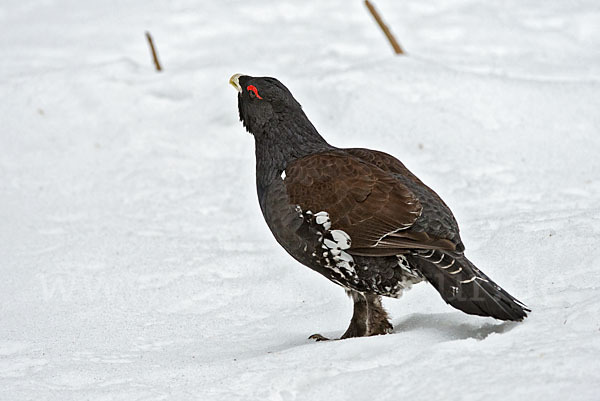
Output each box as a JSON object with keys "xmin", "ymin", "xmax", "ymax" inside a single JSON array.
[{"xmin": 1, "ymin": 0, "xmax": 600, "ymax": 400}]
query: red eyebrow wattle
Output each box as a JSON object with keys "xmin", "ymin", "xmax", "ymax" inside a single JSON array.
[{"xmin": 247, "ymin": 85, "xmax": 263, "ymax": 99}]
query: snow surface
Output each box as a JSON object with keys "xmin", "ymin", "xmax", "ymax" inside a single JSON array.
[{"xmin": 1, "ymin": 0, "xmax": 600, "ymax": 400}]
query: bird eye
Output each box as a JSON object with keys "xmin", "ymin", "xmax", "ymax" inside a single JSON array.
[{"xmin": 247, "ymin": 85, "xmax": 263, "ymax": 99}]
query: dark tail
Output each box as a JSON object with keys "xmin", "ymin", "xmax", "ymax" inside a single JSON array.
[{"xmin": 409, "ymin": 249, "xmax": 530, "ymax": 321}]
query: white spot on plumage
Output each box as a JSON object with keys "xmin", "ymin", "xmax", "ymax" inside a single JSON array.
[
  {"xmin": 336, "ymin": 260, "xmax": 353, "ymax": 270},
  {"xmin": 314, "ymin": 212, "xmax": 328, "ymax": 224},
  {"xmin": 314, "ymin": 211, "xmax": 332, "ymax": 230},
  {"xmin": 301, "ymin": 210, "xmax": 357, "ymax": 279},
  {"xmin": 317, "ymin": 228, "xmax": 355, "ymax": 274},
  {"xmin": 396, "ymin": 255, "xmax": 412, "ymax": 274},
  {"xmin": 323, "ymin": 238, "xmax": 337, "ymax": 249},
  {"xmin": 280, "ymin": 170, "xmax": 286, "ymax": 180},
  {"xmin": 335, "ymin": 251, "xmax": 353, "ymax": 263},
  {"xmin": 330, "ymin": 230, "xmax": 351, "ymax": 249}
]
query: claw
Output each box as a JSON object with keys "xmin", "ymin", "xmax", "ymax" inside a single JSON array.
[{"xmin": 308, "ymin": 333, "xmax": 330, "ymax": 341}]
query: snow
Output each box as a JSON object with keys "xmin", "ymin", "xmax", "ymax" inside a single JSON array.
[{"xmin": 1, "ymin": 0, "xmax": 600, "ymax": 399}]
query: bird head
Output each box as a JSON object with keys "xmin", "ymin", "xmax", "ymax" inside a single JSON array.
[{"xmin": 229, "ymin": 74, "xmax": 303, "ymax": 136}]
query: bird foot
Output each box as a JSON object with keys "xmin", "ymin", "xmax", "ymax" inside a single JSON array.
[{"xmin": 308, "ymin": 333, "xmax": 331, "ymax": 341}]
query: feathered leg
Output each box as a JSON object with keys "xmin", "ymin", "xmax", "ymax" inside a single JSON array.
[
  {"xmin": 340, "ymin": 291, "xmax": 368, "ymax": 339},
  {"xmin": 309, "ymin": 290, "xmax": 368, "ymax": 341},
  {"xmin": 365, "ymin": 294, "xmax": 393, "ymax": 336}
]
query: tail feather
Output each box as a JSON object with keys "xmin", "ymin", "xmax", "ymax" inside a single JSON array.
[{"xmin": 409, "ymin": 250, "xmax": 530, "ymax": 321}]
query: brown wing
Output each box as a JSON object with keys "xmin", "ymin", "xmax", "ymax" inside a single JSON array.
[
  {"xmin": 344, "ymin": 148, "xmax": 425, "ymax": 184},
  {"xmin": 345, "ymin": 147, "xmax": 464, "ymax": 253},
  {"xmin": 284, "ymin": 152, "xmax": 455, "ymax": 256}
]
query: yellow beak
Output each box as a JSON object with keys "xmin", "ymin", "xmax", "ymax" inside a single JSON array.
[{"xmin": 229, "ymin": 73, "xmax": 243, "ymax": 92}]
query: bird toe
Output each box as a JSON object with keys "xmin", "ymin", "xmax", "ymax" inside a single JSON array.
[{"xmin": 308, "ymin": 333, "xmax": 330, "ymax": 341}]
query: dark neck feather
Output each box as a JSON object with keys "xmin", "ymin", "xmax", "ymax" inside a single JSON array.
[{"xmin": 254, "ymin": 112, "xmax": 334, "ymax": 198}]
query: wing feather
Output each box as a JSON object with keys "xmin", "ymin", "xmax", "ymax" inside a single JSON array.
[{"xmin": 284, "ymin": 151, "xmax": 455, "ymax": 255}]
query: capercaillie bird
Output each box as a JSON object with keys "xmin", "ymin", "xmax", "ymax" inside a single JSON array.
[{"xmin": 229, "ymin": 74, "xmax": 529, "ymax": 340}]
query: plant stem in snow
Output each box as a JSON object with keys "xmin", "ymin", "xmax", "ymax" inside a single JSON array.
[
  {"xmin": 364, "ymin": 0, "xmax": 405, "ymax": 55},
  {"xmin": 145, "ymin": 31, "xmax": 163, "ymax": 71}
]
